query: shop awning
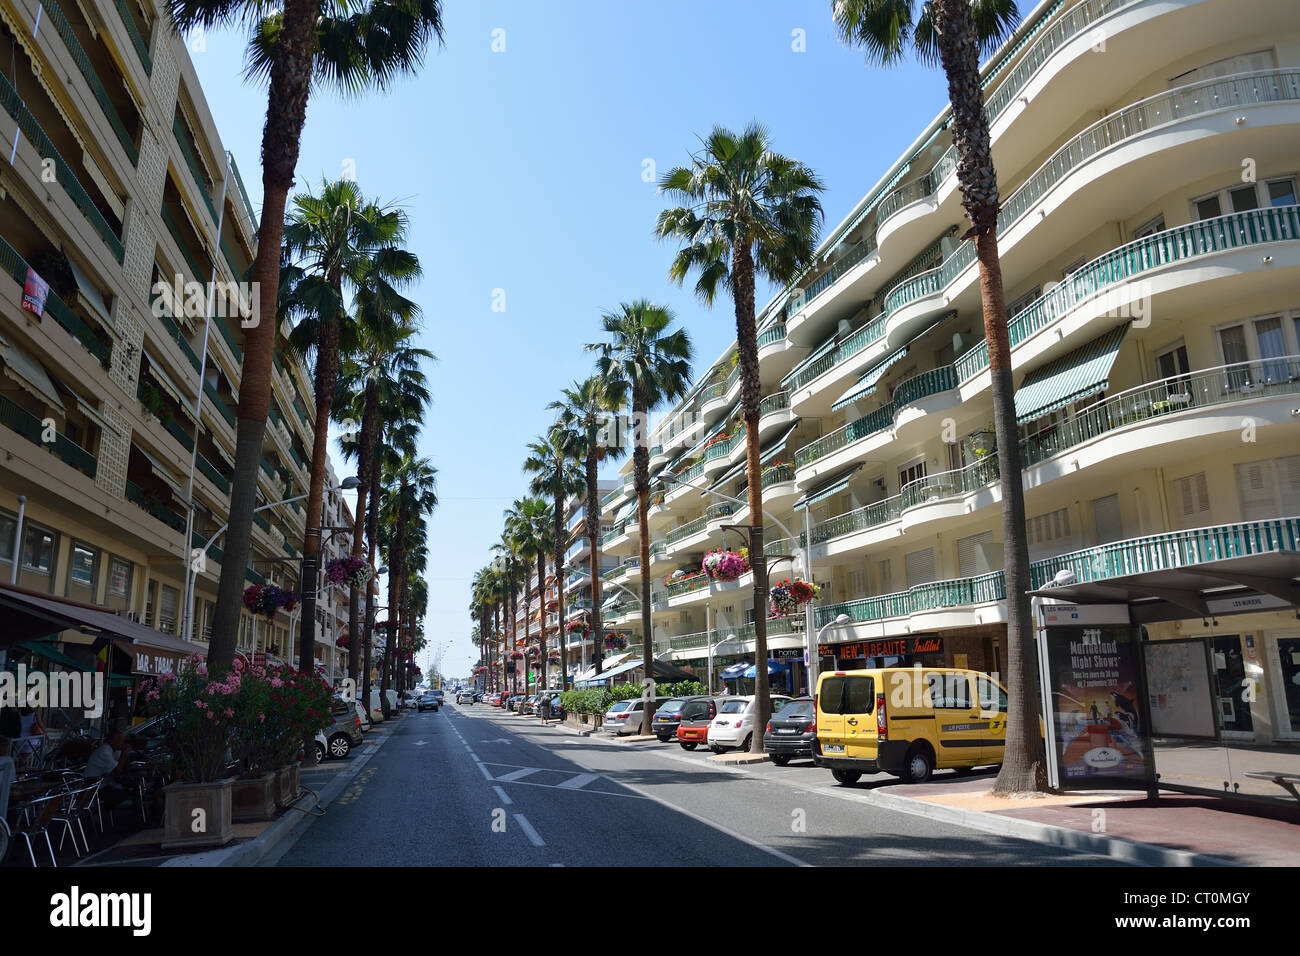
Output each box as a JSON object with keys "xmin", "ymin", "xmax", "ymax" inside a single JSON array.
[
  {"xmin": 0, "ymin": 582, "xmax": 202, "ymax": 658},
  {"xmin": 783, "ymin": 335, "xmax": 838, "ymax": 388},
  {"xmin": 832, "ymin": 347, "xmax": 908, "ymax": 411},
  {"xmin": 743, "ymin": 660, "xmax": 788, "ymax": 678},
  {"xmin": 719, "ymin": 662, "xmax": 749, "ymax": 680},
  {"xmin": 1014, "ymin": 325, "xmax": 1127, "ymax": 423},
  {"xmin": 18, "ymin": 640, "xmax": 91, "ymax": 671},
  {"xmin": 614, "ymin": 499, "xmax": 637, "ymax": 523},
  {"xmin": 794, "ymin": 464, "xmax": 862, "ymax": 511},
  {"xmin": 0, "ymin": 332, "xmax": 65, "ymax": 410},
  {"xmin": 579, "ymin": 657, "xmax": 644, "ymax": 684}
]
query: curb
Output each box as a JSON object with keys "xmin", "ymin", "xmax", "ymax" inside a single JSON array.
[
  {"xmin": 160, "ymin": 723, "xmax": 400, "ymax": 868},
  {"xmin": 851, "ymin": 787, "xmax": 1238, "ymax": 867},
  {"xmin": 709, "ymin": 753, "xmax": 771, "ymax": 765}
]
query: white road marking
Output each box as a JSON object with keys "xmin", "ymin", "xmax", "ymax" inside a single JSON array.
[
  {"xmin": 492, "ymin": 785, "xmax": 513, "ymax": 806},
  {"xmin": 495, "ymin": 768, "xmax": 540, "ymax": 782},
  {"xmin": 514, "ymin": 813, "xmax": 545, "ymax": 847},
  {"xmin": 555, "ymin": 773, "xmax": 600, "ymax": 790}
]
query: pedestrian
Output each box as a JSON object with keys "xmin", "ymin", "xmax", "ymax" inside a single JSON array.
[{"xmin": 538, "ymin": 693, "xmax": 550, "ymax": 725}]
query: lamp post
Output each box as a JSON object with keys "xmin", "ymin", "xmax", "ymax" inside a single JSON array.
[
  {"xmin": 707, "ymin": 630, "xmax": 739, "ymax": 694},
  {"xmin": 565, "ymin": 566, "xmax": 644, "ymax": 682}
]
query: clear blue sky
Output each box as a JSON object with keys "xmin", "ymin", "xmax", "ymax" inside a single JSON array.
[{"xmin": 188, "ymin": 0, "xmax": 953, "ymax": 680}]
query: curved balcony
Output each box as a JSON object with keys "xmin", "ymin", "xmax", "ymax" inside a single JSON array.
[
  {"xmin": 665, "ymin": 571, "xmax": 711, "ymax": 605},
  {"xmin": 759, "ymin": 463, "xmax": 799, "ymax": 509},
  {"xmin": 646, "ymin": 490, "xmax": 673, "ymax": 531},
  {"xmin": 699, "ymin": 380, "xmax": 730, "ymax": 421},
  {"xmin": 899, "ymin": 455, "xmax": 1001, "ymax": 534},
  {"xmin": 701, "ymin": 431, "xmax": 742, "ymax": 478},
  {"xmin": 664, "ymin": 514, "xmax": 710, "ymax": 555},
  {"xmin": 875, "ymin": 169, "xmax": 951, "ymax": 255},
  {"xmin": 663, "ymin": 460, "xmax": 705, "ymax": 505},
  {"xmin": 756, "ymin": 390, "xmax": 796, "ymax": 443},
  {"xmin": 794, "ymin": 401, "xmax": 894, "ymax": 475},
  {"xmin": 957, "ymin": 204, "xmax": 1300, "ymax": 386},
  {"xmin": 815, "ymin": 572, "xmax": 1006, "ymax": 631},
  {"xmin": 892, "ymin": 365, "xmax": 959, "ymax": 439},
  {"xmin": 705, "ymin": 501, "xmax": 736, "ymax": 532},
  {"xmin": 649, "ymin": 444, "xmax": 668, "ymax": 469},
  {"xmin": 648, "ymin": 538, "xmax": 671, "ymax": 567},
  {"xmin": 784, "ymin": 230, "xmax": 880, "ymax": 344}
]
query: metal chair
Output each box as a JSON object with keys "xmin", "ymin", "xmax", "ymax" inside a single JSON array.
[
  {"xmin": 51, "ymin": 787, "xmax": 89, "ymax": 858},
  {"xmin": 12, "ymin": 794, "xmax": 61, "ymax": 866}
]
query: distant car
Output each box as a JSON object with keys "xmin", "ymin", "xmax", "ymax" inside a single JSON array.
[
  {"xmin": 546, "ymin": 695, "xmax": 565, "ymax": 720},
  {"xmin": 763, "ymin": 697, "xmax": 816, "ymax": 765},
  {"xmin": 708, "ymin": 695, "xmax": 792, "ymax": 753},
  {"xmin": 363, "ymin": 689, "xmax": 384, "ymax": 724},
  {"xmin": 383, "ymin": 689, "xmax": 399, "ymax": 715},
  {"xmin": 418, "ymin": 693, "xmax": 441, "ymax": 712},
  {"xmin": 456, "ymin": 691, "xmax": 475, "ymax": 704},
  {"xmin": 315, "ymin": 700, "xmax": 365, "ymax": 760},
  {"xmin": 433, "ymin": 689, "xmax": 446, "ymax": 704},
  {"xmin": 508, "ymin": 695, "xmax": 527, "ymax": 712},
  {"xmin": 675, "ymin": 698, "xmax": 720, "ymax": 750},
  {"xmin": 473, "ymin": 693, "xmax": 484, "ymax": 703},
  {"xmin": 404, "ymin": 691, "xmax": 421, "ymax": 709},
  {"xmin": 602, "ymin": 699, "xmax": 652, "ymax": 736}
]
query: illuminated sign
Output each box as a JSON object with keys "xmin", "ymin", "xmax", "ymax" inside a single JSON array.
[{"xmin": 818, "ymin": 635, "xmax": 944, "ymax": 658}]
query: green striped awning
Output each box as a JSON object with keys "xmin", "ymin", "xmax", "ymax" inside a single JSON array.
[
  {"xmin": 794, "ymin": 465, "xmax": 862, "ymax": 511},
  {"xmin": 832, "ymin": 347, "xmax": 909, "ymax": 410},
  {"xmin": 760, "ymin": 424, "xmax": 798, "ymax": 464},
  {"xmin": 20, "ymin": 640, "xmax": 91, "ymax": 671},
  {"xmin": 782, "ymin": 334, "xmax": 838, "ymax": 387},
  {"xmin": 1014, "ymin": 325, "xmax": 1128, "ymax": 423}
]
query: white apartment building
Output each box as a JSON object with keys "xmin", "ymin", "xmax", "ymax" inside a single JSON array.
[{"xmin": 600, "ymin": 0, "xmax": 1300, "ymax": 755}]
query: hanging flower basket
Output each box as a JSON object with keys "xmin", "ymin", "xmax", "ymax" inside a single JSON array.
[
  {"xmin": 526, "ymin": 646, "xmax": 540, "ymax": 659},
  {"xmin": 603, "ymin": 633, "xmax": 626, "ymax": 651},
  {"xmin": 565, "ymin": 620, "xmax": 587, "ymax": 634},
  {"xmin": 336, "ymin": 632, "xmax": 351, "ymax": 649},
  {"xmin": 702, "ymin": 548, "xmax": 750, "ymax": 582},
  {"xmin": 242, "ymin": 584, "xmax": 297, "ymax": 619},
  {"xmin": 476, "ymin": 666, "xmax": 488, "ymax": 674},
  {"xmin": 325, "ymin": 556, "xmax": 373, "ymax": 590},
  {"xmin": 510, "ymin": 651, "xmax": 524, "ymax": 661},
  {"xmin": 768, "ymin": 578, "xmax": 821, "ymax": 617}
]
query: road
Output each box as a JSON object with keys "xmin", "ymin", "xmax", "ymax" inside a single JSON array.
[{"xmin": 271, "ymin": 701, "xmax": 1117, "ymax": 866}]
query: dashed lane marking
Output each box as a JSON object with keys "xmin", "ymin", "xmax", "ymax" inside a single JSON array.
[
  {"xmin": 493, "ymin": 785, "xmax": 513, "ymax": 806},
  {"xmin": 514, "ymin": 813, "xmax": 545, "ymax": 847}
]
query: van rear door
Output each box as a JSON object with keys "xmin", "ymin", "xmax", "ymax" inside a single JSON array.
[
  {"xmin": 816, "ymin": 675, "xmax": 847, "ymax": 753},
  {"xmin": 841, "ymin": 675, "xmax": 878, "ymax": 762}
]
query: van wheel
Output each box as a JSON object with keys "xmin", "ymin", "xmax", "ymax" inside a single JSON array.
[
  {"xmin": 771, "ymin": 754, "xmax": 790, "ymax": 767},
  {"xmin": 831, "ymin": 769, "xmax": 862, "ymax": 785},
  {"xmin": 901, "ymin": 744, "xmax": 934, "ymax": 784},
  {"xmin": 680, "ymin": 742, "xmax": 697, "ymax": 751}
]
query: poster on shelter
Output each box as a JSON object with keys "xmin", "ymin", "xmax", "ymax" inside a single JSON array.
[{"xmin": 1045, "ymin": 625, "xmax": 1152, "ymax": 787}]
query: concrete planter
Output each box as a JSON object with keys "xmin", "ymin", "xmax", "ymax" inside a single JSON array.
[
  {"xmin": 274, "ymin": 763, "xmax": 302, "ymax": 808},
  {"xmin": 162, "ymin": 778, "xmax": 234, "ymax": 850},
  {"xmin": 231, "ymin": 772, "xmax": 278, "ymax": 822}
]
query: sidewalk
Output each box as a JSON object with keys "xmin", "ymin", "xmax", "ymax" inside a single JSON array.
[{"xmin": 511, "ymin": 708, "xmax": 1300, "ymax": 866}]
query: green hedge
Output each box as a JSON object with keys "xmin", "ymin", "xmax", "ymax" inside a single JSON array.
[{"xmin": 559, "ymin": 680, "xmax": 708, "ymax": 716}]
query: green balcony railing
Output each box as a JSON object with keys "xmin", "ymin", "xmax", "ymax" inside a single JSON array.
[
  {"xmin": 192, "ymin": 530, "xmax": 222, "ymax": 565},
  {"xmin": 761, "ymin": 464, "xmax": 795, "ymax": 488},
  {"xmin": 785, "ymin": 230, "xmax": 879, "ymax": 319},
  {"xmin": 40, "ymin": 0, "xmax": 139, "ymax": 164},
  {"xmin": 956, "ymin": 203, "xmax": 1300, "ymax": 382},
  {"xmin": 155, "ymin": 308, "xmax": 201, "ymax": 373},
  {"xmin": 699, "ymin": 380, "xmax": 728, "ymax": 404},
  {"xmin": 706, "ymin": 502, "xmax": 735, "ymax": 522},
  {"xmin": 795, "ymin": 401, "xmax": 894, "ymax": 468},
  {"xmin": 876, "ymin": 172, "xmax": 938, "ymax": 228},
  {"xmin": 901, "ymin": 455, "xmax": 1000, "ymax": 512},
  {"xmin": 600, "ymin": 521, "xmax": 628, "ymax": 545},
  {"xmin": 649, "ymin": 539, "xmax": 667, "ymax": 557},
  {"xmin": 810, "ymin": 496, "xmax": 901, "ymax": 546},
  {"xmin": 125, "ymin": 479, "xmax": 184, "ymax": 532},
  {"xmin": 665, "ymin": 572, "xmax": 709, "ymax": 597},
  {"xmin": 0, "ymin": 392, "xmax": 96, "ymax": 476},
  {"xmin": 229, "ymin": 153, "xmax": 258, "ymax": 229},
  {"xmin": 112, "ymin": 0, "xmax": 153, "ymax": 74},
  {"xmin": 196, "ymin": 453, "xmax": 231, "ymax": 494},
  {"xmin": 672, "ymin": 461, "xmax": 705, "ymax": 487},
  {"xmin": 892, "ymin": 365, "xmax": 956, "ymax": 410},
  {"xmin": 757, "ymin": 324, "xmax": 787, "ymax": 349},
  {"xmin": 0, "ymin": 237, "xmax": 110, "ymax": 367},
  {"xmin": 666, "ymin": 515, "xmax": 708, "ymax": 545},
  {"xmin": 163, "ymin": 415, "xmax": 195, "ymax": 453},
  {"xmin": 203, "ymin": 381, "xmax": 235, "ymax": 428},
  {"xmin": 759, "ymin": 391, "xmax": 790, "ymax": 417},
  {"xmin": 0, "ymin": 71, "xmax": 124, "ymax": 261},
  {"xmin": 245, "ymin": 566, "xmax": 265, "ymax": 585},
  {"xmin": 160, "ymin": 203, "xmax": 206, "ymax": 281},
  {"xmin": 173, "ymin": 115, "xmax": 217, "ymax": 223},
  {"xmin": 784, "ymin": 312, "xmax": 888, "ymax": 392},
  {"xmin": 816, "ymin": 571, "xmax": 1006, "ymax": 627},
  {"xmin": 253, "ymin": 511, "xmax": 271, "ymax": 533}
]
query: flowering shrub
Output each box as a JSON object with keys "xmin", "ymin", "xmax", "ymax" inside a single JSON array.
[
  {"xmin": 768, "ymin": 578, "xmax": 821, "ymax": 617},
  {"xmin": 510, "ymin": 651, "xmax": 524, "ymax": 660},
  {"xmin": 138, "ymin": 655, "xmax": 237, "ymax": 783},
  {"xmin": 325, "ymin": 555, "xmax": 372, "ymax": 589},
  {"xmin": 242, "ymin": 584, "xmax": 297, "ymax": 618},
  {"xmin": 702, "ymin": 548, "xmax": 750, "ymax": 581}
]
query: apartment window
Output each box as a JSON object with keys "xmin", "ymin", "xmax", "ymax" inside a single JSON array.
[
  {"xmin": 1215, "ymin": 312, "xmax": 1300, "ymax": 387},
  {"xmin": 1027, "ymin": 509, "xmax": 1073, "ymax": 561},
  {"xmin": 1092, "ymin": 494, "xmax": 1124, "ymax": 545},
  {"xmin": 898, "ymin": 458, "xmax": 927, "ymax": 491},
  {"xmin": 1005, "ymin": 286, "xmax": 1041, "ymax": 320},
  {"xmin": 1132, "ymin": 215, "xmax": 1165, "ymax": 240},
  {"xmin": 1154, "ymin": 341, "xmax": 1190, "ymax": 383},
  {"xmin": 1169, "ymin": 472, "xmax": 1211, "ymax": 526},
  {"xmin": 1235, "ymin": 456, "xmax": 1300, "ymax": 521},
  {"xmin": 159, "ymin": 585, "xmax": 179, "ymax": 634},
  {"xmin": 66, "ymin": 541, "xmax": 100, "ymax": 604},
  {"xmin": 847, "ymin": 567, "xmax": 867, "ymax": 598},
  {"xmin": 956, "ymin": 531, "xmax": 995, "ymax": 577},
  {"xmin": 106, "ymin": 556, "xmax": 133, "ymax": 611},
  {"xmin": 1194, "ymin": 176, "xmax": 1297, "ymax": 221},
  {"xmin": 1061, "ymin": 257, "xmax": 1087, "ymax": 279},
  {"xmin": 904, "ymin": 548, "xmax": 936, "ymax": 588},
  {"xmin": 145, "ymin": 580, "xmax": 157, "ymax": 628}
]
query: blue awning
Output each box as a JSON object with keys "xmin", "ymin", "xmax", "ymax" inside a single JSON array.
[
  {"xmin": 1014, "ymin": 325, "xmax": 1128, "ymax": 423},
  {"xmin": 831, "ymin": 347, "xmax": 908, "ymax": 411},
  {"xmin": 578, "ymin": 657, "xmax": 645, "ymax": 685},
  {"xmin": 743, "ymin": 660, "xmax": 788, "ymax": 678},
  {"xmin": 793, "ymin": 464, "xmax": 862, "ymax": 511},
  {"xmin": 719, "ymin": 662, "xmax": 749, "ymax": 680}
]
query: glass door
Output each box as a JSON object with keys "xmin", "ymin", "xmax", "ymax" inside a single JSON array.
[
  {"xmin": 1271, "ymin": 636, "xmax": 1300, "ymax": 738},
  {"xmin": 1211, "ymin": 635, "xmax": 1254, "ymax": 735}
]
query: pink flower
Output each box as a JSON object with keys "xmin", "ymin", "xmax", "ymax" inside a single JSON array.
[
  {"xmin": 232, "ymin": 657, "xmax": 244, "ymax": 672},
  {"xmin": 270, "ymin": 678, "xmax": 283, "ymax": 688},
  {"xmin": 258, "ymin": 713, "xmax": 265, "ymax": 723},
  {"xmin": 223, "ymin": 708, "xmax": 234, "ymax": 717},
  {"xmin": 194, "ymin": 700, "xmax": 207, "ymax": 709},
  {"xmin": 196, "ymin": 663, "xmax": 208, "ymax": 676}
]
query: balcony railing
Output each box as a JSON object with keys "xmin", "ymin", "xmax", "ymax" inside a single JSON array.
[
  {"xmin": 761, "ymin": 464, "xmax": 795, "ymax": 487},
  {"xmin": 229, "ymin": 153, "xmax": 258, "ymax": 229},
  {"xmin": 112, "ymin": 0, "xmax": 153, "ymax": 74},
  {"xmin": 877, "ymin": 172, "xmax": 938, "ymax": 227},
  {"xmin": 759, "ymin": 391, "xmax": 790, "ymax": 417},
  {"xmin": 795, "ymin": 401, "xmax": 894, "ymax": 468},
  {"xmin": 125, "ymin": 479, "xmax": 184, "ymax": 532},
  {"xmin": 600, "ymin": 521, "xmax": 628, "ymax": 545},
  {"xmin": 699, "ymin": 380, "xmax": 728, "ymax": 404},
  {"xmin": 900, "ymin": 455, "xmax": 1000, "ymax": 511},
  {"xmin": 785, "ymin": 230, "xmax": 879, "ymax": 319},
  {"xmin": 160, "ymin": 204, "xmax": 206, "ymax": 281},
  {"xmin": 173, "ymin": 116, "xmax": 218, "ymax": 224},
  {"xmin": 0, "ymin": 392, "xmax": 96, "ymax": 476},
  {"xmin": 666, "ymin": 515, "xmax": 709, "ymax": 545},
  {"xmin": 706, "ymin": 502, "xmax": 734, "ymax": 521},
  {"xmin": 757, "ymin": 324, "xmax": 787, "ymax": 349},
  {"xmin": 0, "ymin": 71, "xmax": 124, "ymax": 261},
  {"xmin": 0, "ymin": 238, "xmax": 110, "ymax": 367},
  {"xmin": 666, "ymin": 572, "xmax": 710, "ymax": 597},
  {"xmin": 892, "ymin": 365, "xmax": 956, "ymax": 410},
  {"xmin": 196, "ymin": 453, "xmax": 231, "ymax": 494},
  {"xmin": 155, "ymin": 308, "xmax": 201, "ymax": 373},
  {"xmin": 815, "ymin": 571, "xmax": 1006, "ymax": 627},
  {"xmin": 956, "ymin": 204, "xmax": 1300, "ymax": 382}
]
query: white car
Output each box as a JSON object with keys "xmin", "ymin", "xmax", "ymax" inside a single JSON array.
[
  {"xmin": 363, "ymin": 689, "xmax": 384, "ymax": 724},
  {"xmin": 708, "ymin": 695, "xmax": 792, "ymax": 753},
  {"xmin": 355, "ymin": 700, "xmax": 372, "ymax": 732}
]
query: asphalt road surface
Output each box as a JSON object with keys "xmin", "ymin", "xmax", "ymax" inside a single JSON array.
[{"xmin": 271, "ymin": 701, "xmax": 1117, "ymax": 866}]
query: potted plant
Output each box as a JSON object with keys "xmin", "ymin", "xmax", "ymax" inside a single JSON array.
[
  {"xmin": 702, "ymin": 548, "xmax": 750, "ymax": 582},
  {"xmin": 768, "ymin": 578, "xmax": 821, "ymax": 618}
]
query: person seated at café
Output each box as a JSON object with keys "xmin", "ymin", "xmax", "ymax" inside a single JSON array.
[
  {"xmin": 0, "ymin": 735, "xmax": 15, "ymax": 825},
  {"xmin": 18, "ymin": 707, "xmax": 43, "ymax": 738},
  {"xmin": 85, "ymin": 730, "xmax": 134, "ymax": 810}
]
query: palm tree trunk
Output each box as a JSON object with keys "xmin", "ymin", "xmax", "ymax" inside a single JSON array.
[
  {"xmin": 346, "ymin": 384, "xmax": 377, "ymax": 686},
  {"xmin": 733, "ymin": 241, "xmax": 768, "ymax": 754},
  {"xmin": 206, "ymin": 0, "xmax": 320, "ymax": 678},
  {"xmin": 509, "ymin": 570, "xmax": 518, "ymax": 694},
  {"xmin": 634, "ymin": 391, "xmax": 654, "ymax": 734},
  {"xmin": 586, "ymin": 446, "xmax": 603, "ymax": 676},
  {"xmin": 930, "ymin": 0, "xmax": 1043, "ymax": 793},
  {"xmin": 538, "ymin": 550, "xmax": 548, "ymax": 691},
  {"xmin": 553, "ymin": 486, "xmax": 568, "ymax": 690},
  {"xmin": 362, "ymin": 445, "xmax": 381, "ymax": 717},
  {"xmin": 299, "ymin": 312, "xmax": 343, "ymax": 675}
]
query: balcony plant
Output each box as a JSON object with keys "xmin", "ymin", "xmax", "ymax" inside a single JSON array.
[
  {"xmin": 702, "ymin": 548, "xmax": 750, "ymax": 581},
  {"xmin": 242, "ymin": 583, "xmax": 297, "ymax": 618}
]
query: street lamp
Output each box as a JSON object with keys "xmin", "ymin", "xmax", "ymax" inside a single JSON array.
[
  {"xmin": 811, "ymin": 613, "xmax": 853, "ymax": 689},
  {"xmin": 708, "ymin": 631, "xmax": 739, "ymax": 693}
]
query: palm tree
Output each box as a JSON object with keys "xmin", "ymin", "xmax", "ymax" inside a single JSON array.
[
  {"xmin": 284, "ymin": 179, "xmax": 420, "ymax": 676},
  {"xmin": 551, "ymin": 377, "xmax": 625, "ymax": 676},
  {"xmin": 523, "ymin": 425, "xmax": 586, "ymax": 690},
  {"xmin": 380, "ymin": 453, "xmax": 438, "ymax": 702},
  {"xmin": 656, "ymin": 123, "xmax": 824, "ymax": 753},
  {"xmin": 590, "ymin": 301, "xmax": 694, "ymax": 733},
  {"xmin": 336, "ymin": 325, "xmax": 433, "ymax": 686},
  {"xmin": 169, "ymin": 0, "xmax": 445, "ymax": 677},
  {"xmin": 831, "ymin": 0, "xmax": 1040, "ymax": 795}
]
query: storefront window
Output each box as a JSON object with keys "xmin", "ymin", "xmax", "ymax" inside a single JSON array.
[
  {"xmin": 1275, "ymin": 637, "xmax": 1300, "ymax": 736},
  {"xmin": 1213, "ymin": 635, "xmax": 1254, "ymax": 733}
]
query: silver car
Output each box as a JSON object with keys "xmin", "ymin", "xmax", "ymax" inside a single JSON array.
[{"xmin": 602, "ymin": 699, "xmax": 651, "ymax": 736}]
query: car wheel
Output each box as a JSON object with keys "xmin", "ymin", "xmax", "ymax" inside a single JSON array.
[
  {"xmin": 680, "ymin": 742, "xmax": 697, "ymax": 751},
  {"xmin": 329, "ymin": 734, "xmax": 351, "ymax": 759},
  {"xmin": 709, "ymin": 746, "xmax": 726, "ymax": 754},
  {"xmin": 741, "ymin": 733, "xmax": 753, "ymax": 751},
  {"xmin": 314, "ymin": 741, "xmax": 326, "ymax": 763},
  {"xmin": 831, "ymin": 769, "xmax": 862, "ymax": 785},
  {"xmin": 656, "ymin": 735, "xmax": 671, "ymax": 743},
  {"xmin": 770, "ymin": 754, "xmax": 790, "ymax": 767},
  {"xmin": 901, "ymin": 744, "xmax": 934, "ymax": 784}
]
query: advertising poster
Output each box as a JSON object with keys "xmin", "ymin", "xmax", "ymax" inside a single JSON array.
[
  {"xmin": 21, "ymin": 267, "xmax": 49, "ymax": 316},
  {"xmin": 1045, "ymin": 625, "xmax": 1153, "ymax": 788}
]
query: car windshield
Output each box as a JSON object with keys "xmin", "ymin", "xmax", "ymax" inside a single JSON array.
[
  {"xmin": 657, "ymin": 699, "xmax": 687, "ymax": 714},
  {"xmin": 719, "ymin": 700, "xmax": 747, "ymax": 714}
]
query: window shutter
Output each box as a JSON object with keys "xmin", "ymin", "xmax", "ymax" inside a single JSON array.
[
  {"xmin": 957, "ymin": 531, "xmax": 994, "ymax": 577},
  {"xmin": 905, "ymin": 548, "xmax": 936, "ymax": 587},
  {"xmin": 1236, "ymin": 461, "xmax": 1278, "ymax": 520},
  {"xmin": 1092, "ymin": 494, "xmax": 1124, "ymax": 545}
]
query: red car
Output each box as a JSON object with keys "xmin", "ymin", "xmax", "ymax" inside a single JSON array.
[{"xmin": 675, "ymin": 698, "xmax": 719, "ymax": 751}]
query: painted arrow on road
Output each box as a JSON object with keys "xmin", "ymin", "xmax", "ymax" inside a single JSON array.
[
  {"xmin": 481, "ymin": 738, "xmax": 513, "ymax": 745},
  {"xmin": 413, "ymin": 740, "xmax": 429, "ymax": 746}
]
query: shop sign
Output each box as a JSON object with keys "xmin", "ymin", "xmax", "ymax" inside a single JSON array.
[
  {"xmin": 134, "ymin": 651, "xmax": 179, "ymax": 676},
  {"xmin": 771, "ymin": 648, "xmax": 804, "ymax": 660},
  {"xmin": 817, "ymin": 635, "xmax": 943, "ymax": 658}
]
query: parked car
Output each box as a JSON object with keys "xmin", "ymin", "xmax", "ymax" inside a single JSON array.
[
  {"xmin": 364, "ymin": 689, "xmax": 384, "ymax": 724},
  {"xmin": 508, "ymin": 695, "xmax": 527, "ymax": 712},
  {"xmin": 418, "ymin": 692, "xmax": 441, "ymax": 712},
  {"xmin": 314, "ymin": 700, "xmax": 365, "ymax": 761},
  {"xmin": 814, "ymin": 668, "xmax": 1012, "ymax": 785},
  {"xmin": 457, "ymin": 691, "xmax": 475, "ymax": 704},
  {"xmin": 708, "ymin": 695, "xmax": 791, "ymax": 753},
  {"xmin": 383, "ymin": 689, "xmax": 399, "ymax": 715},
  {"xmin": 763, "ymin": 697, "xmax": 816, "ymax": 765},
  {"xmin": 675, "ymin": 697, "xmax": 720, "ymax": 750},
  {"xmin": 546, "ymin": 695, "xmax": 565, "ymax": 720},
  {"xmin": 521, "ymin": 695, "xmax": 539, "ymax": 715},
  {"xmin": 353, "ymin": 700, "xmax": 372, "ymax": 732},
  {"xmin": 652, "ymin": 696, "xmax": 702, "ymax": 742},
  {"xmin": 404, "ymin": 691, "xmax": 421, "ymax": 709}
]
